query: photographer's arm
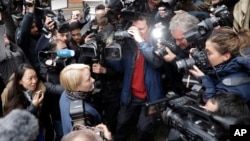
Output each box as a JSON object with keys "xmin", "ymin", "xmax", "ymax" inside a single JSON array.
[
  {"xmin": 127, "ymin": 26, "xmax": 163, "ymax": 68},
  {"xmin": 138, "ymin": 42, "xmax": 163, "ymax": 68},
  {"xmin": 189, "ymin": 66, "xmax": 216, "ymax": 100},
  {"xmin": 16, "ymin": 4, "xmax": 35, "ymax": 47},
  {"xmin": 1, "ymin": 11, "xmax": 17, "ymax": 43},
  {"xmin": 162, "ymin": 47, "xmax": 177, "ymax": 63}
]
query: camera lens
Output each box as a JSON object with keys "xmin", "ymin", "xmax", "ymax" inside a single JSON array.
[
  {"xmin": 176, "ymin": 58, "xmax": 195, "ymax": 71},
  {"xmin": 154, "ymin": 47, "xmax": 168, "ymax": 58}
]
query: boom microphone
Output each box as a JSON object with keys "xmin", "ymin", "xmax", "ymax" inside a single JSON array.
[
  {"xmin": 44, "ymin": 49, "xmax": 75, "ymax": 57},
  {"xmin": 0, "ymin": 109, "xmax": 39, "ymax": 141}
]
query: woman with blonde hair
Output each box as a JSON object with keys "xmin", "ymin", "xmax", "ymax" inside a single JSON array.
[{"xmin": 59, "ymin": 64, "xmax": 102, "ymax": 135}]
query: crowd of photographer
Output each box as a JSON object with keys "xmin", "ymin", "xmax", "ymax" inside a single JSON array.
[{"xmin": 0, "ymin": 0, "xmax": 250, "ymax": 141}]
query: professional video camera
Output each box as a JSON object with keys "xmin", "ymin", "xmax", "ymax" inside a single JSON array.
[
  {"xmin": 175, "ymin": 5, "xmax": 232, "ymax": 73},
  {"xmin": 80, "ymin": 24, "xmax": 103, "ymax": 59},
  {"xmin": 184, "ymin": 4, "xmax": 232, "ymax": 43},
  {"xmin": 145, "ymin": 84, "xmax": 236, "ymax": 141},
  {"xmin": 120, "ymin": 0, "xmax": 142, "ymax": 20},
  {"xmin": 80, "ymin": 23, "xmax": 122, "ymax": 60}
]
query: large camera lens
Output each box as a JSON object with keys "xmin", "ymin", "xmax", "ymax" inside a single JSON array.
[
  {"xmin": 114, "ymin": 31, "xmax": 131, "ymax": 39},
  {"xmin": 154, "ymin": 47, "xmax": 168, "ymax": 58},
  {"xmin": 176, "ymin": 58, "xmax": 195, "ymax": 71}
]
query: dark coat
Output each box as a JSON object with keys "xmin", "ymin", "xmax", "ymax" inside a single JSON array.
[{"xmin": 201, "ymin": 56, "xmax": 250, "ymax": 101}]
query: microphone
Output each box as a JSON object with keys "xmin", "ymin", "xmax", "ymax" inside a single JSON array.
[
  {"xmin": 44, "ymin": 49, "xmax": 75, "ymax": 57},
  {"xmin": 0, "ymin": 109, "xmax": 39, "ymax": 141}
]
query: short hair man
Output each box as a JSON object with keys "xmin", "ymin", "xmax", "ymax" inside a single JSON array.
[{"xmin": 108, "ymin": 13, "xmax": 164, "ymax": 141}]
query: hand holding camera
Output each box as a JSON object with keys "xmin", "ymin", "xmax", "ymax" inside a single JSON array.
[
  {"xmin": 156, "ymin": 40, "xmax": 176, "ymax": 62},
  {"xmin": 95, "ymin": 123, "xmax": 112, "ymax": 141},
  {"xmin": 44, "ymin": 16, "xmax": 55, "ymax": 32},
  {"xmin": 188, "ymin": 65, "xmax": 205, "ymax": 78}
]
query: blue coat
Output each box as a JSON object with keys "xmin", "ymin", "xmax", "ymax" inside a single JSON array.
[
  {"xmin": 59, "ymin": 91, "xmax": 102, "ymax": 135},
  {"xmin": 201, "ymin": 56, "xmax": 250, "ymax": 101},
  {"xmin": 107, "ymin": 38, "xmax": 164, "ymax": 105}
]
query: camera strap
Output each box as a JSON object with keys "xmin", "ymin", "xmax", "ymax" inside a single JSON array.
[{"xmin": 222, "ymin": 77, "xmax": 250, "ymax": 86}]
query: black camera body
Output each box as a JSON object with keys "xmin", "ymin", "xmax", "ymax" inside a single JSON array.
[
  {"xmin": 113, "ymin": 30, "xmax": 131, "ymax": 40},
  {"xmin": 70, "ymin": 100, "xmax": 96, "ymax": 127},
  {"xmin": 176, "ymin": 48, "xmax": 211, "ymax": 73},
  {"xmin": 175, "ymin": 5, "xmax": 232, "ymax": 72},
  {"xmin": 154, "ymin": 39, "xmax": 176, "ymax": 58},
  {"xmin": 44, "ymin": 9, "xmax": 70, "ymax": 33},
  {"xmin": 145, "ymin": 84, "xmax": 235, "ymax": 141},
  {"xmin": 184, "ymin": 5, "xmax": 232, "ymax": 43},
  {"xmin": 80, "ymin": 24, "xmax": 104, "ymax": 59}
]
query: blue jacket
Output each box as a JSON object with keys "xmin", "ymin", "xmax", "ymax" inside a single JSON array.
[
  {"xmin": 59, "ymin": 91, "xmax": 102, "ymax": 135},
  {"xmin": 107, "ymin": 38, "xmax": 164, "ymax": 105},
  {"xmin": 201, "ymin": 56, "xmax": 250, "ymax": 101}
]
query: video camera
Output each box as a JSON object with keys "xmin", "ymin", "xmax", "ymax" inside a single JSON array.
[
  {"xmin": 80, "ymin": 23, "xmax": 122, "ymax": 61},
  {"xmin": 120, "ymin": 0, "xmax": 142, "ymax": 20},
  {"xmin": 175, "ymin": 5, "xmax": 232, "ymax": 73},
  {"xmin": 145, "ymin": 84, "xmax": 236, "ymax": 141}
]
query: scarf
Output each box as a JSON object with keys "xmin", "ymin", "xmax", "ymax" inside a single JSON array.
[{"xmin": 66, "ymin": 90, "xmax": 93, "ymax": 103}]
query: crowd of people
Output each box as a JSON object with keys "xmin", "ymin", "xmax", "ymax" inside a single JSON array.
[{"xmin": 0, "ymin": 0, "xmax": 250, "ymax": 141}]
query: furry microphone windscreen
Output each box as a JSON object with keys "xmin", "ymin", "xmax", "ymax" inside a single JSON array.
[{"xmin": 0, "ymin": 109, "xmax": 39, "ymax": 141}]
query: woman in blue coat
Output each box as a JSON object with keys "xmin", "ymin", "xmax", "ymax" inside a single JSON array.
[
  {"xmin": 59, "ymin": 64, "xmax": 102, "ymax": 135},
  {"xmin": 189, "ymin": 27, "xmax": 250, "ymax": 102}
]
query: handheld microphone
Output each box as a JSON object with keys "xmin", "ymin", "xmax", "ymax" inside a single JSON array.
[{"xmin": 44, "ymin": 49, "xmax": 75, "ymax": 57}]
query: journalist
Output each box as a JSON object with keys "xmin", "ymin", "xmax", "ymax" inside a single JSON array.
[
  {"xmin": 35, "ymin": 10, "xmax": 74, "ymax": 60},
  {"xmin": 189, "ymin": 26, "xmax": 250, "ymax": 103},
  {"xmin": 78, "ymin": 4, "xmax": 123, "ymax": 134},
  {"xmin": 0, "ymin": 10, "xmax": 30, "ymax": 86},
  {"xmin": 107, "ymin": 13, "xmax": 164, "ymax": 141},
  {"xmin": 1, "ymin": 63, "xmax": 46, "ymax": 140},
  {"xmin": 158, "ymin": 12, "xmax": 200, "ymax": 94},
  {"xmin": 39, "ymin": 39, "xmax": 76, "ymax": 141},
  {"xmin": 16, "ymin": 0, "xmax": 42, "ymax": 73},
  {"xmin": 59, "ymin": 64, "xmax": 102, "ymax": 135}
]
